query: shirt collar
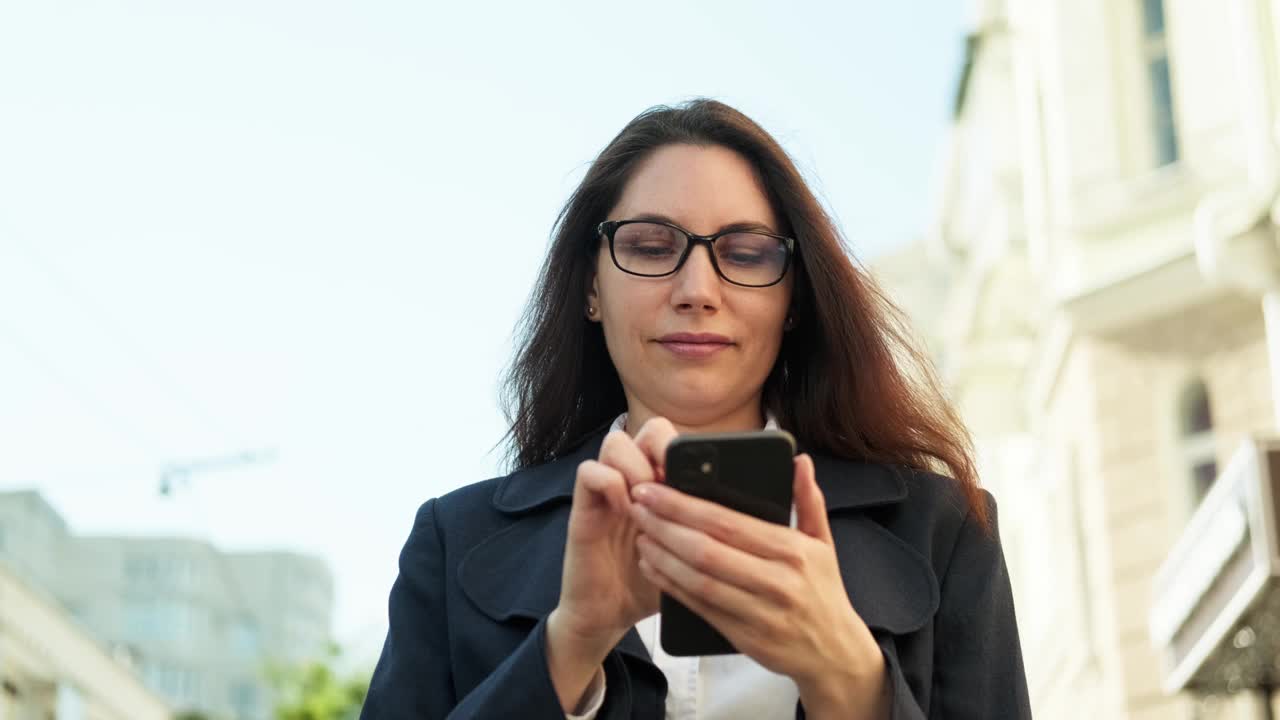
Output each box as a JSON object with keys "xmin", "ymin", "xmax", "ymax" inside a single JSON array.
[{"xmin": 608, "ymin": 412, "xmax": 781, "ymax": 434}]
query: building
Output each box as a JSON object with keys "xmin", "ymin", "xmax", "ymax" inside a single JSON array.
[
  {"xmin": 0, "ymin": 559, "xmax": 171, "ymax": 720},
  {"xmin": 875, "ymin": 0, "xmax": 1280, "ymax": 718},
  {"xmin": 0, "ymin": 489, "xmax": 334, "ymax": 720},
  {"xmin": 0, "ymin": 490, "xmax": 72, "ymax": 605}
]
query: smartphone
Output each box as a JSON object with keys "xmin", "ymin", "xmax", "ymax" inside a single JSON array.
[{"xmin": 659, "ymin": 429, "xmax": 796, "ymax": 656}]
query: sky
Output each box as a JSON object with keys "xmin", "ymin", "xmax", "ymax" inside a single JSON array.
[{"xmin": 0, "ymin": 1, "xmax": 969, "ymax": 664}]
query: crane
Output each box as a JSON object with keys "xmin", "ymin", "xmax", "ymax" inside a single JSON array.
[{"xmin": 158, "ymin": 447, "xmax": 277, "ymax": 497}]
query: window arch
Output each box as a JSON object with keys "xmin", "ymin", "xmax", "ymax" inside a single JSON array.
[{"xmin": 1178, "ymin": 378, "xmax": 1217, "ymax": 504}]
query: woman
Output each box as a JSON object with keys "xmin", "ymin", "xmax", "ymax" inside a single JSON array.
[{"xmin": 360, "ymin": 99, "xmax": 1032, "ymax": 719}]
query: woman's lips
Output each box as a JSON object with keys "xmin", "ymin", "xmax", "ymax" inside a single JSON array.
[{"xmin": 656, "ymin": 333, "xmax": 733, "ymax": 359}]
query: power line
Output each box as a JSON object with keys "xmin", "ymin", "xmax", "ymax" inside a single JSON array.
[
  {"xmin": 8, "ymin": 239, "xmax": 243, "ymax": 447},
  {"xmin": 0, "ymin": 314, "xmax": 156, "ymax": 464},
  {"xmin": 1, "ymin": 240, "xmax": 277, "ymax": 496}
]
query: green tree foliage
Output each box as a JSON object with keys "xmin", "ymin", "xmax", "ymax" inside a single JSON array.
[{"xmin": 268, "ymin": 644, "xmax": 369, "ymax": 720}]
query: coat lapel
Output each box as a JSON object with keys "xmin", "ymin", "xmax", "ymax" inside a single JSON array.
[
  {"xmin": 457, "ymin": 432, "xmax": 939, "ymax": 683},
  {"xmin": 811, "ymin": 455, "xmax": 940, "ymax": 635}
]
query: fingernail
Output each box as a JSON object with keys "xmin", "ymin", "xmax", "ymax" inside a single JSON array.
[{"xmin": 633, "ymin": 484, "xmax": 652, "ymax": 503}]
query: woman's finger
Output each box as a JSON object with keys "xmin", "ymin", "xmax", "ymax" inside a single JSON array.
[
  {"xmin": 632, "ymin": 482, "xmax": 797, "ymax": 560},
  {"xmin": 637, "ymin": 551, "xmax": 783, "ymax": 665},
  {"xmin": 576, "ymin": 459, "xmax": 629, "ymax": 515},
  {"xmin": 632, "ymin": 417, "xmax": 679, "ymax": 483},
  {"xmin": 793, "ymin": 454, "xmax": 833, "ymax": 544},
  {"xmin": 598, "ymin": 429, "xmax": 657, "ymax": 489},
  {"xmin": 630, "ymin": 503, "xmax": 792, "ymax": 603},
  {"xmin": 635, "ymin": 537, "xmax": 758, "ymax": 625}
]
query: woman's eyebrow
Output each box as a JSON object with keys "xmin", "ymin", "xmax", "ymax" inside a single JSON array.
[{"xmin": 627, "ymin": 212, "xmax": 778, "ymax": 234}]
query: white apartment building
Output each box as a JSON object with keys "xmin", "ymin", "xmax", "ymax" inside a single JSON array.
[{"xmin": 0, "ymin": 490, "xmax": 334, "ymax": 720}]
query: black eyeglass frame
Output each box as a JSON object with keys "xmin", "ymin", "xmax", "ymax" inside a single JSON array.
[{"xmin": 595, "ymin": 219, "xmax": 796, "ymax": 288}]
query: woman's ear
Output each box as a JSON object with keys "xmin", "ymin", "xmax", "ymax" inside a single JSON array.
[{"xmin": 585, "ymin": 274, "xmax": 601, "ymax": 322}]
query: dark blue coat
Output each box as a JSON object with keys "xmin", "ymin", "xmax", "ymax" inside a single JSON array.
[{"xmin": 360, "ymin": 431, "xmax": 1033, "ymax": 719}]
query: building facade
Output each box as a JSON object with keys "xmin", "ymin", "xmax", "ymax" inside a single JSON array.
[
  {"xmin": 876, "ymin": 0, "xmax": 1280, "ymax": 717},
  {"xmin": 0, "ymin": 490, "xmax": 334, "ymax": 720},
  {"xmin": 0, "ymin": 559, "xmax": 171, "ymax": 720}
]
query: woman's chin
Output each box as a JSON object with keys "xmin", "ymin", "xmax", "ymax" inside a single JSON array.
[{"xmin": 650, "ymin": 386, "xmax": 741, "ymax": 423}]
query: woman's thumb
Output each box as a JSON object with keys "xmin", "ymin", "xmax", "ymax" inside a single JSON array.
[{"xmin": 794, "ymin": 454, "xmax": 833, "ymax": 544}]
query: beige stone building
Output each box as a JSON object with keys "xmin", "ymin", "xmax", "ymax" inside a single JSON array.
[
  {"xmin": 877, "ymin": 0, "xmax": 1280, "ymax": 717},
  {"xmin": 0, "ymin": 560, "xmax": 171, "ymax": 720}
]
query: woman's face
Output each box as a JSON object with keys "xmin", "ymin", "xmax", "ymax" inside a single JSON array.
[{"xmin": 589, "ymin": 143, "xmax": 793, "ymax": 430}]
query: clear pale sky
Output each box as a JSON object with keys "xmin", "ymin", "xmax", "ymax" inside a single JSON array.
[{"xmin": 0, "ymin": 1, "xmax": 968, "ymax": 663}]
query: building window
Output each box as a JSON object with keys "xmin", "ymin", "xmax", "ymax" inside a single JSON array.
[
  {"xmin": 1142, "ymin": 0, "xmax": 1179, "ymax": 166},
  {"xmin": 230, "ymin": 618, "xmax": 260, "ymax": 658},
  {"xmin": 1179, "ymin": 379, "xmax": 1217, "ymax": 504},
  {"xmin": 56, "ymin": 683, "xmax": 85, "ymax": 720},
  {"xmin": 231, "ymin": 681, "xmax": 259, "ymax": 719},
  {"xmin": 143, "ymin": 664, "xmax": 202, "ymax": 708},
  {"xmin": 125, "ymin": 600, "xmax": 202, "ymax": 641},
  {"xmin": 124, "ymin": 554, "xmax": 196, "ymax": 590}
]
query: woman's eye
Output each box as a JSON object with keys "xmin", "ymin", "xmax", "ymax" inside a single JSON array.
[
  {"xmin": 625, "ymin": 243, "xmax": 676, "ymax": 257},
  {"xmin": 724, "ymin": 252, "xmax": 766, "ymax": 266}
]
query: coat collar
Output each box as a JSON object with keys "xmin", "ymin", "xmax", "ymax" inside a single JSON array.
[
  {"xmin": 459, "ymin": 429, "xmax": 938, "ymax": 666},
  {"xmin": 491, "ymin": 432, "xmax": 911, "ymax": 515}
]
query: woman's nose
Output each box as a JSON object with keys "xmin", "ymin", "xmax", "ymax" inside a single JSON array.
[{"xmin": 670, "ymin": 244, "xmax": 722, "ymax": 310}]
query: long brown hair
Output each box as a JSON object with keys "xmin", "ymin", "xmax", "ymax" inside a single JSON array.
[{"xmin": 501, "ymin": 99, "xmax": 986, "ymax": 526}]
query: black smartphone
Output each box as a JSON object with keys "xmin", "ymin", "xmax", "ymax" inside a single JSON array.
[{"xmin": 659, "ymin": 429, "xmax": 796, "ymax": 656}]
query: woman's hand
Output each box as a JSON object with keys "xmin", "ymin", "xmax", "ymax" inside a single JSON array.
[
  {"xmin": 628, "ymin": 453, "xmax": 891, "ymax": 719},
  {"xmin": 545, "ymin": 418, "xmax": 677, "ymax": 712}
]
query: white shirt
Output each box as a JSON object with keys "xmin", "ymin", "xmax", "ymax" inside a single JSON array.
[{"xmin": 566, "ymin": 413, "xmax": 800, "ymax": 720}]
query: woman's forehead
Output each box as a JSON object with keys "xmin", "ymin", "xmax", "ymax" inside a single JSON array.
[{"xmin": 611, "ymin": 144, "xmax": 778, "ymax": 233}]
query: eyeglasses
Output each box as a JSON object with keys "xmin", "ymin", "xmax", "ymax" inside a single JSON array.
[{"xmin": 596, "ymin": 219, "xmax": 795, "ymax": 288}]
